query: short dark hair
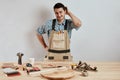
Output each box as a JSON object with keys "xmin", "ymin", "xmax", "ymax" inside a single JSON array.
[{"xmin": 53, "ymin": 3, "xmax": 66, "ymax": 10}]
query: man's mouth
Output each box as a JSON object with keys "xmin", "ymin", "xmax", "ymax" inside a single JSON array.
[{"xmin": 58, "ymin": 17, "xmax": 62, "ymax": 19}]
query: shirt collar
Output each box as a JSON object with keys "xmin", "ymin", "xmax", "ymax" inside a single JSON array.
[{"xmin": 56, "ymin": 19, "xmax": 66, "ymax": 26}]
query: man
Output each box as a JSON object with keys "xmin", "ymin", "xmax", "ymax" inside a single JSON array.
[
  {"xmin": 36, "ymin": 3, "xmax": 81, "ymax": 61},
  {"xmin": 37, "ymin": 3, "xmax": 81, "ymax": 50}
]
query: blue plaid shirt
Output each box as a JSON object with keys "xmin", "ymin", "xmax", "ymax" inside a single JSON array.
[{"xmin": 37, "ymin": 19, "xmax": 80, "ymax": 39}]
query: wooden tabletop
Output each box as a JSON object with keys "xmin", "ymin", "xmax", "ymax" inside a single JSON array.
[{"xmin": 0, "ymin": 61, "xmax": 120, "ymax": 80}]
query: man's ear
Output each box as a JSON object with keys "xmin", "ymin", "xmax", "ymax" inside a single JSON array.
[
  {"xmin": 65, "ymin": 10, "xmax": 67, "ymax": 14},
  {"xmin": 64, "ymin": 6, "xmax": 68, "ymax": 14}
]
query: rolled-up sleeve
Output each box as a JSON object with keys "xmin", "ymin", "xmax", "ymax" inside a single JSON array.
[
  {"xmin": 68, "ymin": 19, "xmax": 80, "ymax": 30},
  {"xmin": 37, "ymin": 25, "xmax": 46, "ymax": 35},
  {"xmin": 36, "ymin": 20, "xmax": 52, "ymax": 35}
]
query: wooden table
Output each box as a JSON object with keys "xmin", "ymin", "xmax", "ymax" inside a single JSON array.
[{"xmin": 0, "ymin": 61, "xmax": 120, "ymax": 80}]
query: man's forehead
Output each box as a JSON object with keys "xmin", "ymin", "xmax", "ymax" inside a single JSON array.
[{"xmin": 54, "ymin": 8, "xmax": 64, "ymax": 12}]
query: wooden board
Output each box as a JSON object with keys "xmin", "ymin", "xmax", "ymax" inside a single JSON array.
[{"xmin": 40, "ymin": 67, "xmax": 75, "ymax": 80}]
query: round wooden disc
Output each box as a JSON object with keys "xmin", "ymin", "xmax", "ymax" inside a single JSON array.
[{"xmin": 41, "ymin": 69, "xmax": 75, "ymax": 80}]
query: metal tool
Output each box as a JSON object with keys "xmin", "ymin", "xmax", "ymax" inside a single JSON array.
[{"xmin": 17, "ymin": 52, "xmax": 24, "ymax": 65}]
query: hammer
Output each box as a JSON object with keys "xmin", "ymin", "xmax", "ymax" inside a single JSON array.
[{"xmin": 17, "ymin": 52, "xmax": 24, "ymax": 65}]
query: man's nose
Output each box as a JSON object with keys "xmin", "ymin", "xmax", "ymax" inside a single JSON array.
[{"xmin": 58, "ymin": 13, "xmax": 61, "ymax": 16}]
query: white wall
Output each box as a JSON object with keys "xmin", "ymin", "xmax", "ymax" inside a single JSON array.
[{"xmin": 0, "ymin": 0, "xmax": 120, "ymax": 62}]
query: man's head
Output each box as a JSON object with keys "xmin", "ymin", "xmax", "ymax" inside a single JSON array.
[{"xmin": 53, "ymin": 3, "xmax": 67, "ymax": 22}]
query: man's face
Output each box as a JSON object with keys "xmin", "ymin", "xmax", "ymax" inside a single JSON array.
[{"xmin": 54, "ymin": 8, "xmax": 66, "ymax": 22}]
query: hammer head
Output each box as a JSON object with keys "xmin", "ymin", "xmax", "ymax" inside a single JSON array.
[{"xmin": 17, "ymin": 52, "xmax": 24, "ymax": 57}]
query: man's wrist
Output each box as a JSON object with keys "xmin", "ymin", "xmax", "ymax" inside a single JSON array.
[
  {"xmin": 67, "ymin": 11, "xmax": 72, "ymax": 17},
  {"xmin": 44, "ymin": 46, "xmax": 48, "ymax": 51},
  {"xmin": 44, "ymin": 46, "xmax": 47, "ymax": 48}
]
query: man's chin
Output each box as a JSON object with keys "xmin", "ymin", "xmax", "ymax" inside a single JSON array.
[{"xmin": 57, "ymin": 18, "xmax": 64, "ymax": 21}]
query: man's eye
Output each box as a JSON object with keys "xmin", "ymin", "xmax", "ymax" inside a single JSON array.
[
  {"xmin": 60, "ymin": 11, "xmax": 62, "ymax": 13},
  {"xmin": 55, "ymin": 13, "xmax": 58, "ymax": 15}
]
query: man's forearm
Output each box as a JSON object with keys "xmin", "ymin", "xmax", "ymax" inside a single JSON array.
[
  {"xmin": 36, "ymin": 34, "xmax": 47, "ymax": 49},
  {"xmin": 68, "ymin": 11, "xmax": 82, "ymax": 27}
]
